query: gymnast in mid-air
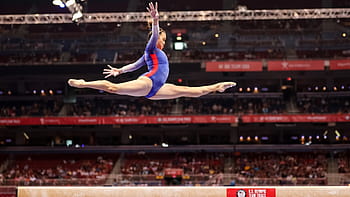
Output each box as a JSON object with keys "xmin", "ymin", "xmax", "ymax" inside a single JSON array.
[{"xmin": 68, "ymin": 2, "xmax": 236, "ymax": 100}]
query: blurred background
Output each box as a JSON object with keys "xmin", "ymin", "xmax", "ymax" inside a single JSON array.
[{"xmin": 0, "ymin": 0, "xmax": 350, "ymax": 192}]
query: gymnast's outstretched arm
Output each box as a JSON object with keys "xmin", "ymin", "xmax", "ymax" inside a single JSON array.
[{"xmin": 103, "ymin": 56, "xmax": 146, "ymax": 78}]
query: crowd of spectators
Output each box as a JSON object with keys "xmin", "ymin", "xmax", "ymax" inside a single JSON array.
[
  {"xmin": 1, "ymin": 18, "xmax": 348, "ymax": 65},
  {"xmin": 0, "ymin": 151, "xmax": 335, "ymax": 186},
  {"xmin": 297, "ymin": 97, "xmax": 350, "ymax": 114},
  {"xmin": 67, "ymin": 98, "xmax": 175, "ymax": 117},
  {"xmin": 118, "ymin": 152, "xmax": 225, "ymax": 186},
  {"xmin": 229, "ymin": 152, "xmax": 328, "ymax": 186},
  {"xmin": 336, "ymin": 152, "xmax": 350, "ymax": 173},
  {"xmin": 0, "ymin": 100, "xmax": 63, "ymax": 117},
  {"xmin": 0, "ymin": 97, "xmax": 286, "ymax": 117},
  {"xmin": 181, "ymin": 97, "xmax": 285, "ymax": 115},
  {"xmin": 121, "ymin": 152, "xmax": 224, "ymax": 176},
  {"xmin": 113, "ymin": 151, "xmax": 330, "ymax": 186},
  {"xmin": 1, "ymin": 42, "xmax": 347, "ymax": 65},
  {"xmin": 0, "ymin": 154, "xmax": 115, "ymax": 186},
  {"xmin": 1, "ymin": 96, "xmax": 350, "ymax": 117},
  {"xmin": 67, "ymin": 97, "xmax": 285, "ymax": 116}
]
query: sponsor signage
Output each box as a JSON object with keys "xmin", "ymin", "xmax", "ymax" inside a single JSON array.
[
  {"xmin": 164, "ymin": 168, "xmax": 183, "ymax": 177},
  {"xmin": 267, "ymin": 60, "xmax": 324, "ymax": 71},
  {"xmin": 241, "ymin": 114, "xmax": 350, "ymax": 123},
  {"xmin": 227, "ymin": 188, "xmax": 276, "ymax": 197},
  {"xmin": 206, "ymin": 61, "xmax": 263, "ymax": 72},
  {"xmin": 0, "ymin": 115, "xmax": 238, "ymax": 126},
  {"xmin": 329, "ymin": 59, "xmax": 350, "ymax": 70}
]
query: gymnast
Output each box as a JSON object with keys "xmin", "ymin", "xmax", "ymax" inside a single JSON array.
[{"xmin": 68, "ymin": 2, "xmax": 236, "ymax": 100}]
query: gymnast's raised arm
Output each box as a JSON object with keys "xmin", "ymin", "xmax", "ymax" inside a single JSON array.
[{"xmin": 145, "ymin": 2, "xmax": 159, "ymax": 51}]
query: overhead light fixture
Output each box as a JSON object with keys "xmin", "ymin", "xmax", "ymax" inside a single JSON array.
[
  {"xmin": 236, "ymin": 5, "xmax": 247, "ymax": 11},
  {"xmin": 161, "ymin": 142, "xmax": 169, "ymax": 148},
  {"xmin": 341, "ymin": 32, "xmax": 347, "ymax": 38},
  {"xmin": 335, "ymin": 130, "xmax": 341, "ymax": 137},
  {"xmin": 23, "ymin": 132, "xmax": 30, "ymax": 140}
]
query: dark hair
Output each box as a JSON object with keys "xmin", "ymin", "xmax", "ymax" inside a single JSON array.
[{"xmin": 147, "ymin": 28, "xmax": 165, "ymax": 40}]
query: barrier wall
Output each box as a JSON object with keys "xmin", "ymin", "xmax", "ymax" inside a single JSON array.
[{"xmin": 17, "ymin": 186, "xmax": 350, "ymax": 197}]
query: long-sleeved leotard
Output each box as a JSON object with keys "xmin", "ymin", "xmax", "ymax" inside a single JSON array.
[{"xmin": 120, "ymin": 21, "xmax": 169, "ymax": 98}]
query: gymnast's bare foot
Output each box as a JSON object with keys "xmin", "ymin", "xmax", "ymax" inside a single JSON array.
[
  {"xmin": 216, "ymin": 82, "xmax": 236, "ymax": 92},
  {"xmin": 68, "ymin": 79, "xmax": 86, "ymax": 88}
]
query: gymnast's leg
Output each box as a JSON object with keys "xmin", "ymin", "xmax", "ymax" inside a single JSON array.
[
  {"xmin": 149, "ymin": 82, "xmax": 236, "ymax": 100},
  {"xmin": 68, "ymin": 76, "xmax": 152, "ymax": 97}
]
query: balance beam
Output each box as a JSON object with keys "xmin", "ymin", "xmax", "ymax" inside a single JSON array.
[{"xmin": 17, "ymin": 186, "xmax": 350, "ymax": 197}]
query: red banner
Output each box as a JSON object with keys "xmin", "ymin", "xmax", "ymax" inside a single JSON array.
[
  {"xmin": 227, "ymin": 188, "xmax": 276, "ymax": 197},
  {"xmin": 0, "ymin": 115, "xmax": 238, "ymax": 126},
  {"xmin": 241, "ymin": 114, "xmax": 350, "ymax": 123},
  {"xmin": 329, "ymin": 59, "xmax": 350, "ymax": 70},
  {"xmin": 206, "ymin": 61, "xmax": 263, "ymax": 72},
  {"xmin": 1, "ymin": 114, "xmax": 350, "ymax": 125},
  {"xmin": 267, "ymin": 60, "xmax": 324, "ymax": 71}
]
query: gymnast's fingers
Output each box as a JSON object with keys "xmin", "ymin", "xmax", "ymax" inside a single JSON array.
[
  {"xmin": 107, "ymin": 64, "xmax": 113, "ymax": 69},
  {"xmin": 104, "ymin": 73, "xmax": 113, "ymax": 78}
]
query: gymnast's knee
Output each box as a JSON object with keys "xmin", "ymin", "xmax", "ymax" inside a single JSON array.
[
  {"xmin": 106, "ymin": 86, "xmax": 119, "ymax": 93},
  {"xmin": 100, "ymin": 80, "xmax": 118, "ymax": 93}
]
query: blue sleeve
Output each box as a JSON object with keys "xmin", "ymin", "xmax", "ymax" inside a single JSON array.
[
  {"xmin": 120, "ymin": 55, "xmax": 146, "ymax": 73},
  {"xmin": 145, "ymin": 21, "xmax": 159, "ymax": 52}
]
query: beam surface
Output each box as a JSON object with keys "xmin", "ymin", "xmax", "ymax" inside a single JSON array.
[{"xmin": 17, "ymin": 186, "xmax": 350, "ymax": 197}]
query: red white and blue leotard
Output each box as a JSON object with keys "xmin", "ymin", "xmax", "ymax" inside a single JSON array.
[
  {"xmin": 120, "ymin": 23, "xmax": 169, "ymax": 98},
  {"xmin": 142, "ymin": 34, "xmax": 169, "ymax": 98}
]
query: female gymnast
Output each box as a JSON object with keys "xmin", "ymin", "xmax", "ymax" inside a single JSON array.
[{"xmin": 68, "ymin": 2, "xmax": 236, "ymax": 100}]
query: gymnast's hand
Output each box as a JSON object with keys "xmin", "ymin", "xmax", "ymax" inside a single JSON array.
[
  {"xmin": 147, "ymin": 2, "xmax": 159, "ymax": 20},
  {"xmin": 103, "ymin": 65, "xmax": 122, "ymax": 78}
]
